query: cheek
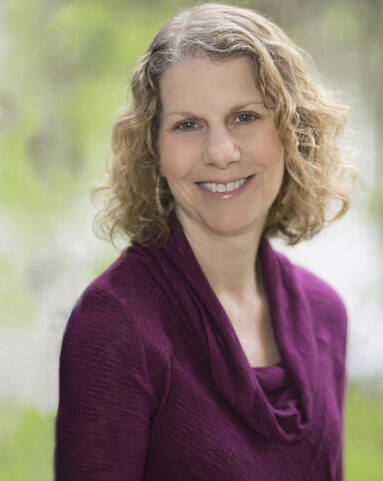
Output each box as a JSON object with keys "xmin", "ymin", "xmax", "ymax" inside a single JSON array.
[
  {"xmin": 265, "ymin": 128, "xmax": 284, "ymax": 160},
  {"xmin": 268, "ymin": 143, "xmax": 285, "ymax": 188},
  {"xmin": 160, "ymin": 155, "xmax": 189, "ymax": 181},
  {"xmin": 260, "ymin": 130, "xmax": 285, "ymax": 177},
  {"xmin": 159, "ymin": 137, "xmax": 194, "ymax": 180},
  {"xmin": 159, "ymin": 137, "xmax": 176, "ymax": 177},
  {"xmin": 255, "ymin": 128, "xmax": 285, "ymax": 192}
]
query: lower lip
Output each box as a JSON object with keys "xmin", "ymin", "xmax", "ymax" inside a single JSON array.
[{"xmin": 196, "ymin": 175, "xmax": 256, "ymax": 200}]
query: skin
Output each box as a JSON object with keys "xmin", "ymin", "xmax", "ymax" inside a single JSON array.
[{"xmin": 158, "ymin": 54, "xmax": 285, "ymax": 305}]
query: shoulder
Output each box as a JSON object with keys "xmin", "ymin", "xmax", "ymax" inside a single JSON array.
[
  {"xmin": 62, "ymin": 251, "xmax": 173, "ymax": 368},
  {"xmin": 275, "ymin": 248, "xmax": 348, "ymax": 341},
  {"xmin": 74, "ymin": 247, "xmax": 175, "ymax": 327},
  {"xmin": 59, "ymin": 257, "xmax": 173, "ymax": 423}
]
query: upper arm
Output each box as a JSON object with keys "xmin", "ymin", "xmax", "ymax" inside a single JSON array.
[{"xmin": 55, "ymin": 287, "xmax": 160, "ymax": 481}]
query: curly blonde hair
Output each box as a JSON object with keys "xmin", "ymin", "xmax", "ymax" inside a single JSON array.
[{"xmin": 92, "ymin": 2, "xmax": 358, "ymax": 248}]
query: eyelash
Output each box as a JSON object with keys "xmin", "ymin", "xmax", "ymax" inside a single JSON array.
[{"xmin": 175, "ymin": 112, "xmax": 259, "ymax": 131}]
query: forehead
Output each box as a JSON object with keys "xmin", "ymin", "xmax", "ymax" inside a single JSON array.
[{"xmin": 159, "ymin": 55, "xmax": 264, "ymax": 114}]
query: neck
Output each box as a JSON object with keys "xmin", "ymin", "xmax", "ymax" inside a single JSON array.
[{"xmin": 178, "ymin": 215, "xmax": 266, "ymax": 303}]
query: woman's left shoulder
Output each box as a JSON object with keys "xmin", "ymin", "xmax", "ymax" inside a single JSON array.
[{"xmin": 277, "ymin": 250, "xmax": 348, "ymax": 328}]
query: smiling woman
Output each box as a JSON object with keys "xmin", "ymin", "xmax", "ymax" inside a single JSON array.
[
  {"xmin": 158, "ymin": 55, "xmax": 285, "ymax": 236},
  {"xmin": 55, "ymin": 3, "xmax": 359, "ymax": 481},
  {"xmin": 87, "ymin": 4, "xmax": 358, "ymax": 249}
]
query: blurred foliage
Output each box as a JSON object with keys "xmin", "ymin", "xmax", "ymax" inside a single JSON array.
[
  {"xmin": 0, "ymin": 400, "xmax": 55, "ymax": 481},
  {"xmin": 0, "ymin": 0, "xmax": 173, "ymax": 236},
  {"xmin": 368, "ymin": 186, "xmax": 383, "ymax": 234},
  {"xmin": 345, "ymin": 383, "xmax": 383, "ymax": 480},
  {"xmin": 321, "ymin": 2, "xmax": 364, "ymax": 44},
  {"xmin": 0, "ymin": 255, "xmax": 37, "ymax": 328},
  {"xmin": 0, "ymin": 0, "xmax": 176, "ymax": 326},
  {"xmin": 1, "ymin": 382, "xmax": 382, "ymax": 480}
]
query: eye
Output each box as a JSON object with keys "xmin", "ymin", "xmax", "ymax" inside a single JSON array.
[
  {"xmin": 175, "ymin": 120, "xmax": 198, "ymax": 131},
  {"xmin": 235, "ymin": 112, "xmax": 258, "ymax": 123}
]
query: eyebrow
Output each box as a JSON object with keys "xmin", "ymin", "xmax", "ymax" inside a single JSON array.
[{"xmin": 163, "ymin": 100, "xmax": 264, "ymax": 118}]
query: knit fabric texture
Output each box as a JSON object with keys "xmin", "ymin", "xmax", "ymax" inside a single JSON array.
[{"xmin": 55, "ymin": 221, "xmax": 347, "ymax": 480}]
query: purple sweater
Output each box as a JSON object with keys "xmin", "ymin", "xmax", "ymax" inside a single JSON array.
[{"xmin": 55, "ymin": 221, "xmax": 347, "ymax": 480}]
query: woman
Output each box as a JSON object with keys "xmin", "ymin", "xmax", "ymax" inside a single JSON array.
[{"xmin": 55, "ymin": 3, "xmax": 358, "ymax": 480}]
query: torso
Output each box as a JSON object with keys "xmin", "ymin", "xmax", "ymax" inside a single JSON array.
[{"xmin": 218, "ymin": 291, "xmax": 281, "ymax": 368}]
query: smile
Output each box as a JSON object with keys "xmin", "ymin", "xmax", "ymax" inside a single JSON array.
[{"xmin": 197, "ymin": 175, "xmax": 253, "ymax": 193}]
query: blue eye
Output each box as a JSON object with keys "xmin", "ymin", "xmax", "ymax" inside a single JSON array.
[
  {"xmin": 236, "ymin": 113, "xmax": 256, "ymax": 123},
  {"xmin": 176, "ymin": 121, "xmax": 197, "ymax": 131}
]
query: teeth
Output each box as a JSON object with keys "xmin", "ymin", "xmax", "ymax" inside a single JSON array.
[{"xmin": 199, "ymin": 177, "xmax": 249, "ymax": 193}]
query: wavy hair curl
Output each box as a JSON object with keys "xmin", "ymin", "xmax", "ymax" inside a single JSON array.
[{"xmin": 92, "ymin": 2, "xmax": 359, "ymax": 248}]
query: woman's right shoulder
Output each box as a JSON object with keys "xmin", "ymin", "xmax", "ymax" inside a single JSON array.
[
  {"xmin": 59, "ymin": 253, "xmax": 173, "ymax": 421},
  {"xmin": 63, "ymin": 251, "xmax": 175, "ymax": 354}
]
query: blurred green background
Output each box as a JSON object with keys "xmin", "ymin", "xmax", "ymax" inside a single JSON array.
[{"xmin": 1, "ymin": 0, "xmax": 383, "ymax": 479}]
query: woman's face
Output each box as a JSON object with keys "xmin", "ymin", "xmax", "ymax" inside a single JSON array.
[{"xmin": 158, "ymin": 54, "xmax": 285, "ymax": 237}]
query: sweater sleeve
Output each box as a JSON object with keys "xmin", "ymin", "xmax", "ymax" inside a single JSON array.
[
  {"xmin": 54, "ymin": 286, "xmax": 166, "ymax": 481},
  {"xmin": 334, "ymin": 295, "xmax": 348, "ymax": 481}
]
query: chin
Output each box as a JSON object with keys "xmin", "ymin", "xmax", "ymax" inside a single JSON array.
[
  {"xmin": 200, "ymin": 214, "xmax": 261, "ymax": 237},
  {"xmin": 175, "ymin": 204, "xmax": 266, "ymax": 238}
]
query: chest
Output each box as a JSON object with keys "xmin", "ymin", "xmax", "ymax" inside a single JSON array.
[
  {"xmin": 219, "ymin": 295, "xmax": 281, "ymax": 368},
  {"xmin": 148, "ymin": 321, "xmax": 343, "ymax": 481}
]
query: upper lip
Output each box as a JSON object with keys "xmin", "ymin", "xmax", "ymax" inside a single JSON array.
[{"xmin": 195, "ymin": 174, "xmax": 255, "ymax": 184}]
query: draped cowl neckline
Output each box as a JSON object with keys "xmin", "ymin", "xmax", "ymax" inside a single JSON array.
[{"xmin": 129, "ymin": 219, "xmax": 319, "ymax": 443}]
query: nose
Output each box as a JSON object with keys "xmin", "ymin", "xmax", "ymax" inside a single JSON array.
[{"xmin": 204, "ymin": 126, "xmax": 240, "ymax": 168}]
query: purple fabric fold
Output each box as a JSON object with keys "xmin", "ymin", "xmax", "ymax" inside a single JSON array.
[{"xmin": 129, "ymin": 220, "xmax": 317, "ymax": 442}]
